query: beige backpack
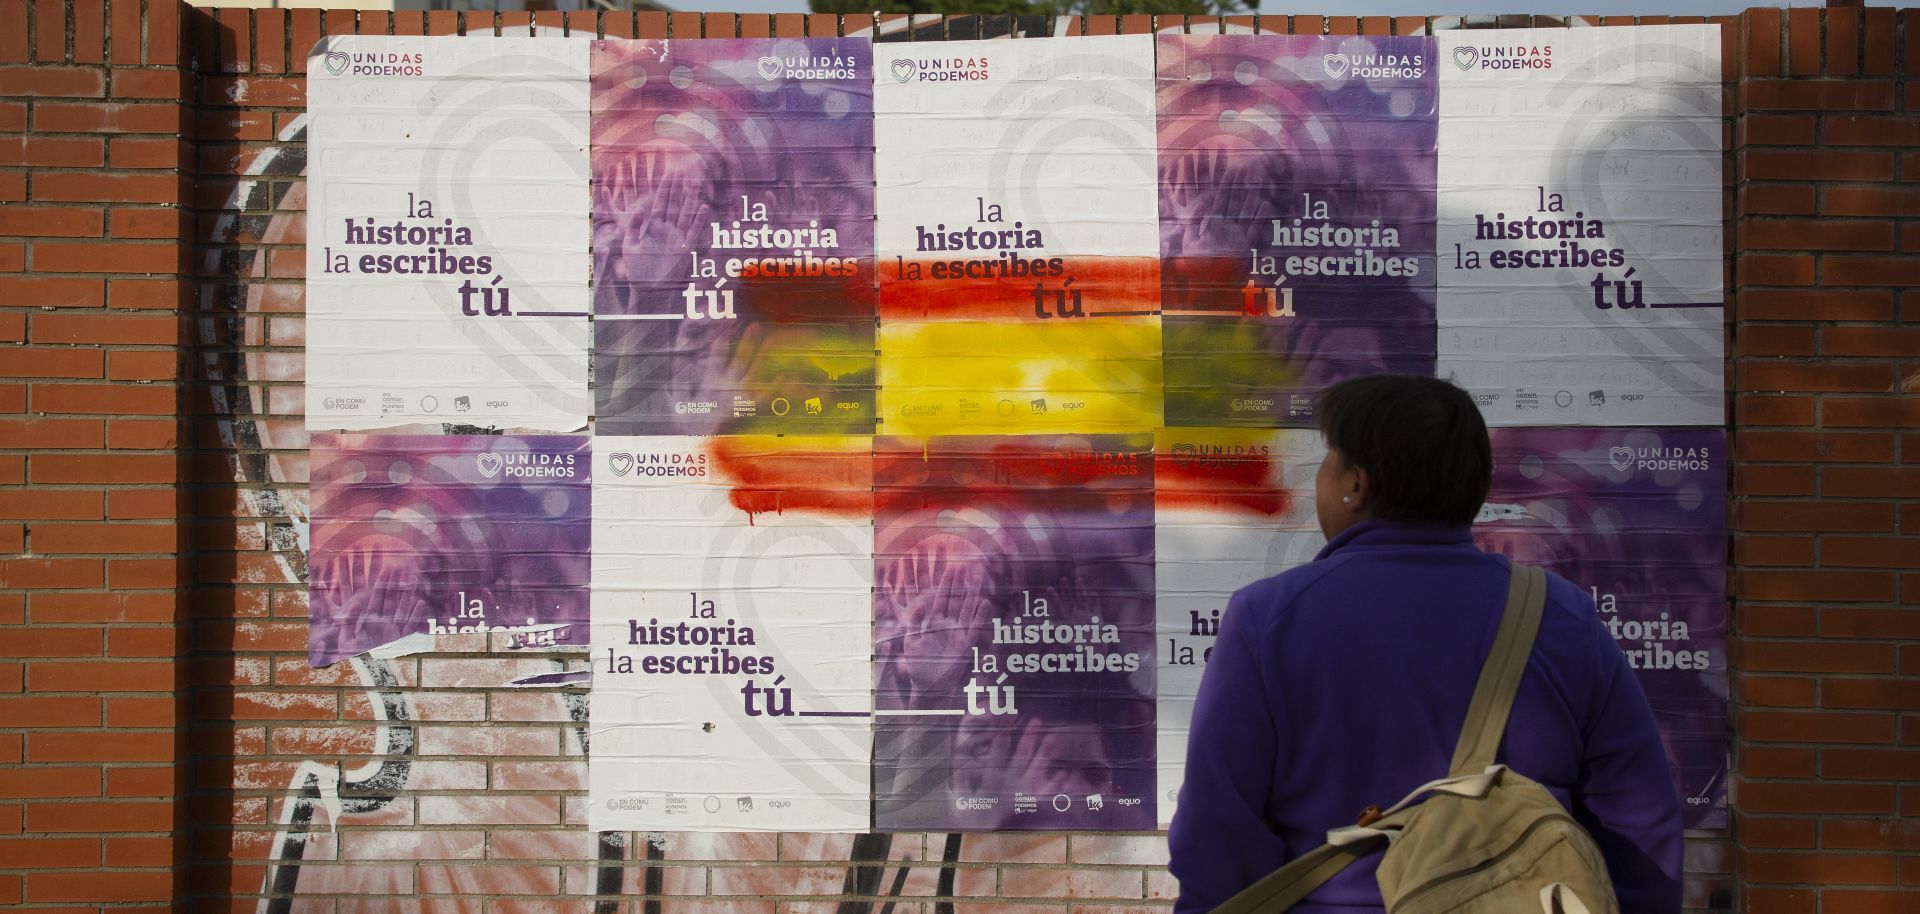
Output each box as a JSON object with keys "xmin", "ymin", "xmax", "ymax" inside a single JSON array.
[{"xmin": 1211, "ymin": 565, "xmax": 1620, "ymax": 914}]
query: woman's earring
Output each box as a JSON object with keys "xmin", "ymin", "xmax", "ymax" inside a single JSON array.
[{"xmin": 1341, "ymin": 495, "xmax": 1352, "ymax": 506}]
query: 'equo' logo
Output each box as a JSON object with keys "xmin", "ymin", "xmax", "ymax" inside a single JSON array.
[
  {"xmin": 1607, "ymin": 446, "xmax": 1634, "ymax": 472},
  {"xmin": 323, "ymin": 51, "xmax": 349, "ymax": 75},
  {"xmin": 890, "ymin": 59, "xmax": 916, "ymax": 83},
  {"xmin": 608, "ymin": 453, "xmax": 634, "ymax": 477},
  {"xmin": 1452, "ymin": 46, "xmax": 1480, "ymax": 70},
  {"xmin": 476, "ymin": 453, "xmax": 503, "ymax": 479},
  {"xmin": 756, "ymin": 56, "xmax": 783, "ymax": 80},
  {"xmin": 1321, "ymin": 54, "xmax": 1349, "ymax": 79}
]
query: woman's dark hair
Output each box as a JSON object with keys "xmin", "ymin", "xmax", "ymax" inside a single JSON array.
[{"xmin": 1315, "ymin": 374, "xmax": 1492, "ymax": 526}]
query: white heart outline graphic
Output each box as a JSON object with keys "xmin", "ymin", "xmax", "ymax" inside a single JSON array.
[
  {"xmin": 890, "ymin": 59, "xmax": 916, "ymax": 83},
  {"xmin": 324, "ymin": 51, "xmax": 349, "ymax": 76},
  {"xmin": 1321, "ymin": 54, "xmax": 1349, "ymax": 79},
  {"xmin": 756, "ymin": 56, "xmax": 783, "ymax": 80},
  {"xmin": 476, "ymin": 452, "xmax": 503, "ymax": 479},
  {"xmin": 1606, "ymin": 447, "xmax": 1634, "ymax": 472},
  {"xmin": 1453, "ymin": 46, "xmax": 1479, "ymax": 71},
  {"xmin": 608, "ymin": 452, "xmax": 634, "ymax": 477}
]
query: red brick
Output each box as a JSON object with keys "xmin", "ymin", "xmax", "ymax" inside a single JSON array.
[
  {"xmin": 0, "ymin": 837, "xmax": 99, "ymax": 865},
  {"xmin": 1826, "ymin": 255, "xmax": 1920, "ymax": 287},
  {"xmin": 0, "ymin": 66, "xmax": 106, "ymax": 97},
  {"xmin": 0, "ymin": 137, "xmax": 106, "ymax": 169},
  {"xmin": 29, "ymin": 593, "xmax": 175, "ymax": 624},
  {"xmin": 0, "ymin": 312, "xmax": 20, "ymax": 342},
  {"xmin": 1741, "ymin": 569, "xmax": 1896, "ymax": 603},
  {"xmin": 1742, "ymin": 887, "xmax": 1815, "ymax": 914},
  {"xmin": 0, "ymin": 697, "xmax": 99, "ymax": 727},
  {"xmin": 1822, "ymin": 608, "xmax": 1920, "ymax": 640},
  {"xmin": 1740, "ymin": 746, "xmax": 1817, "ymax": 778},
  {"xmin": 108, "ymin": 278, "xmax": 185, "ymax": 309},
  {"xmin": 1824, "ymin": 397, "xmax": 1920, "ymax": 428},
  {"xmin": 31, "ymin": 173, "xmax": 180, "ymax": 205},
  {"xmin": 24, "ymin": 870, "xmax": 172, "ymax": 904},
  {"xmin": 104, "ymin": 835, "xmax": 170, "ymax": 866},
  {"xmin": 27, "ymin": 660, "xmax": 174, "ymax": 692},
  {"xmin": 1825, "ymin": 115, "xmax": 1920, "ymax": 147},
  {"xmin": 1740, "ymin": 253, "xmax": 1815, "ymax": 286},
  {"xmin": 0, "ymin": 172, "xmax": 24, "ymax": 203},
  {"xmin": 26, "ymin": 731, "xmax": 174, "ymax": 764},
  {"xmin": 0, "ymin": 100, "xmax": 21, "ymax": 132},
  {"xmin": 0, "ymin": 276, "xmax": 105, "ymax": 307},
  {"xmin": 31, "ymin": 101, "xmax": 182, "ymax": 135},
  {"xmin": 1823, "ymin": 186, "xmax": 1920, "ymax": 218},
  {"xmin": 29, "ymin": 242, "xmax": 178, "ymax": 276},
  {"xmin": 1751, "ymin": 710, "xmax": 1896, "ymax": 745},
  {"xmin": 1736, "ymin": 465, "xmax": 1816, "ymax": 497},
  {"xmin": 1738, "ymin": 815, "xmax": 1817, "ymax": 848},
  {"xmin": 32, "ymin": 522, "xmax": 176, "ymax": 554},
  {"xmin": 1743, "ymin": 79, "xmax": 1894, "ymax": 111},
  {"xmin": 1822, "ymin": 817, "xmax": 1920, "ymax": 850},
  {"xmin": 1735, "ymin": 534, "xmax": 1814, "ymax": 566},
  {"xmin": 1736, "ymin": 326, "xmax": 1817, "ymax": 358},
  {"xmin": 1742, "ymin": 219, "xmax": 1893, "ymax": 253},
  {"xmin": 1741, "ymin": 675, "xmax": 1816, "ymax": 707},
  {"xmin": 0, "ymin": 349, "xmax": 104, "ymax": 379},
  {"xmin": 1824, "ymin": 468, "xmax": 1920, "ymax": 499},
  {"xmin": 1744, "ymin": 852, "xmax": 1895, "ymax": 886},
  {"xmin": 1744, "ymin": 149, "xmax": 1895, "ymax": 182},
  {"xmin": 1785, "ymin": 7, "xmax": 1821, "ymax": 76},
  {"xmin": 0, "ymin": 0, "xmax": 27, "ymax": 64},
  {"xmin": 109, "ymin": 208, "xmax": 186, "ymax": 241},
  {"xmin": 0, "ymin": 558, "xmax": 102, "ymax": 589},
  {"xmin": 1739, "ymin": 362, "xmax": 1894, "ymax": 393},
  {"xmin": 1751, "ymin": 637, "xmax": 1896, "ymax": 675},
  {"xmin": 1824, "ymin": 327, "xmax": 1920, "ymax": 358},
  {"xmin": 1737, "ymin": 431, "xmax": 1894, "ymax": 463},
  {"xmin": 30, "ymin": 383, "xmax": 177, "ymax": 416},
  {"xmin": 1739, "ymin": 115, "xmax": 1817, "ymax": 146},
  {"xmin": 104, "ymin": 696, "xmax": 175, "ymax": 728},
  {"xmin": 109, "ymin": 136, "xmax": 185, "ymax": 169},
  {"xmin": 1736, "ymin": 393, "xmax": 1814, "ymax": 425},
  {"xmin": 1863, "ymin": 8, "xmax": 1896, "ymax": 76}
]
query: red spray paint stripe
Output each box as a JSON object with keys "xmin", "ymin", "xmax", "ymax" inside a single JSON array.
[
  {"xmin": 1154, "ymin": 448, "xmax": 1292, "ymax": 517},
  {"xmin": 705, "ymin": 438, "xmax": 874, "ymax": 521}
]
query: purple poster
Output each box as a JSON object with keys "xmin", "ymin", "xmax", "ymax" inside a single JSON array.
[
  {"xmin": 1157, "ymin": 34, "xmax": 1436, "ymax": 426},
  {"xmin": 307, "ymin": 435, "xmax": 591, "ymax": 667},
  {"xmin": 1477, "ymin": 427, "xmax": 1727, "ymax": 828},
  {"xmin": 873, "ymin": 436, "xmax": 1157, "ymax": 830},
  {"xmin": 592, "ymin": 38, "xmax": 876, "ymax": 435}
]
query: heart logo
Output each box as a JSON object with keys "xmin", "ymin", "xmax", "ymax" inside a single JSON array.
[
  {"xmin": 1453, "ymin": 46, "xmax": 1480, "ymax": 71},
  {"xmin": 1607, "ymin": 446, "xmax": 1634, "ymax": 472},
  {"xmin": 756, "ymin": 56, "xmax": 783, "ymax": 80},
  {"xmin": 1321, "ymin": 54, "xmax": 1349, "ymax": 80},
  {"xmin": 609, "ymin": 453, "xmax": 634, "ymax": 477},
  {"xmin": 890, "ymin": 59, "xmax": 916, "ymax": 83},
  {"xmin": 324, "ymin": 51, "xmax": 349, "ymax": 76},
  {"xmin": 476, "ymin": 453, "xmax": 503, "ymax": 479}
]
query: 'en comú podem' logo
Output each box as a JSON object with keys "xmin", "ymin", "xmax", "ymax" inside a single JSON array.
[
  {"xmin": 1452, "ymin": 43, "xmax": 1552, "ymax": 72},
  {"xmin": 891, "ymin": 55, "xmax": 989, "ymax": 83}
]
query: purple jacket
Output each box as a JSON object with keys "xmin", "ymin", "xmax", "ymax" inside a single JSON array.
[{"xmin": 1168, "ymin": 520, "xmax": 1683, "ymax": 913}]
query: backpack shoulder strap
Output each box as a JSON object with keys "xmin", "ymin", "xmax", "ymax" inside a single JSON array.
[
  {"xmin": 1207, "ymin": 841, "xmax": 1381, "ymax": 914},
  {"xmin": 1448, "ymin": 564, "xmax": 1549, "ymax": 777}
]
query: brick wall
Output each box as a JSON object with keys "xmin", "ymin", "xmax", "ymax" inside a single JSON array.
[
  {"xmin": 1729, "ymin": 7, "xmax": 1920, "ymax": 914},
  {"xmin": 0, "ymin": 0, "xmax": 195, "ymax": 908},
  {"xmin": 1, "ymin": 2, "xmax": 1915, "ymax": 912}
]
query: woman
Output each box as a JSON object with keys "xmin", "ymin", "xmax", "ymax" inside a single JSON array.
[{"xmin": 1168, "ymin": 375, "xmax": 1682, "ymax": 913}]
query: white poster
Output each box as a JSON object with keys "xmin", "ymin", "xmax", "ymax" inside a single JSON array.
[
  {"xmin": 587, "ymin": 436, "xmax": 873, "ymax": 832},
  {"xmin": 1436, "ymin": 25, "xmax": 1723, "ymax": 427},
  {"xmin": 305, "ymin": 37, "xmax": 590, "ymax": 431},
  {"xmin": 873, "ymin": 35, "xmax": 1162, "ymax": 437},
  {"xmin": 1154, "ymin": 429, "xmax": 1324, "ymax": 825}
]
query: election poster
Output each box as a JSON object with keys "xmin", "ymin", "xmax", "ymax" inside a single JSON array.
[
  {"xmin": 1153, "ymin": 428, "xmax": 1325, "ymax": 825},
  {"xmin": 588, "ymin": 436, "xmax": 874, "ymax": 832},
  {"xmin": 1436, "ymin": 26, "xmax": 1723, "ymax": 427},
  {"xmin": 305, "ymin": 37, "xmax": 591, "ymax": 431},
  {"xmin": 306, "ymin": 434, "xmax": 591, "ymax": 666},
  {"xmin": 592, "ymin": 39, "xmax": 878, "ymax": 437},
  {"xmin": 1158, "ymin": 35, "xmax": 1437, "ymax": 427},
  {"xmin": 1477, "ymin": 426, "xmax": 1728, "ymax": 827},
  {"xmin": 875, "ymin": 36, "xmax": 1163, "ymax": 437},
  {"xmin": 873, "ymin": 436, "xmax": 1157, "ymax": 830}
]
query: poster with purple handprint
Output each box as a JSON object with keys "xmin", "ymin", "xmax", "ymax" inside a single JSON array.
[
  {"xmin": 592, "ymin": 38, "xmax": 876, "ymax": 436},
  {"xmin": 873, "ymin": 436, "xmax": 1157, "ymax": 831},
  {"xmin": 307, "ymin": 435, "xmax": 591, "ymax": 667},
  {"xmin": 1157, "ymin": 34, "xmax": 1437, "ymax": 426},
  {"xmin": 1476, "ymin": 426, "xmax": 1727, "ymax": 828}
]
